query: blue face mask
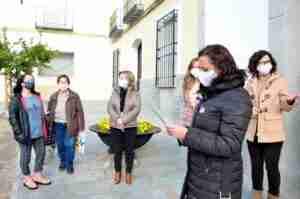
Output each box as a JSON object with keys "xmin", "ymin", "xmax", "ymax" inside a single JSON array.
[{"xmin": 23, "ymin": 80, "xmax": 34, "ymax": 90}]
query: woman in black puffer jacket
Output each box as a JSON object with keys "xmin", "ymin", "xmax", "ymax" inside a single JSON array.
[{"xmin": 167, "ymin": 44, "xmax": 252, "ymax": 199}]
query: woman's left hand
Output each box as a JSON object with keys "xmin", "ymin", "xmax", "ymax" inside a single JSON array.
[
  {"xmin": 117, "ymin": 118, "xmax": 125, "ymax": 130},
  {"xmin": 166, "ymin": 126, "xmax": 188, "ymax": 140},
  {"xmin": 287, "ymin": 93, "xmax": 300, "ymax": 105}
]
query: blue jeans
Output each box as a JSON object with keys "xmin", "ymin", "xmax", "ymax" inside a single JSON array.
[{"xmin": 54, "ymin": 122, "xmax": 75, "ymax": 169}]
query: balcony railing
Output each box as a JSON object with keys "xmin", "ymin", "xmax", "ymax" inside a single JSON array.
[
  {"xmin": 109, "ymin": 9, "xmax": 123, "ymax": 38},
  {"xmin": 123, "ymin": 0, "xmax": 144, "ymax": 24}
]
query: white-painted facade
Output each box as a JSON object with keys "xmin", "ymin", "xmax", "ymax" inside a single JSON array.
[
  {"xmin": 0, "ymin": 0, "xmax": 115, "ymax": 101},
  {"xmin": 108, "ymin": 0, "xmax": 269, "ymax": 120},
  {"xmin": 204, "ymin": 0, "xmax": 269, "ymax": 69},
  {"xmin": 112, "ymin": 0, "xmax": 269, "ymax": 82},
  {"xmin": 0, "ymin": 0, "xmax": 270, "ymax": 102}
]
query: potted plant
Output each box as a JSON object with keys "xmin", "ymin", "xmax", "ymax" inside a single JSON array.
[{"xmin": 89, "ymin": 117, "xmax": 161, "ymax": 150}]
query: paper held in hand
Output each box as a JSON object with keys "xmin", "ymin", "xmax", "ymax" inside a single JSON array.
[{"xmin": 149, "ymin": 104, "xmax": 168, "ymax": 128}]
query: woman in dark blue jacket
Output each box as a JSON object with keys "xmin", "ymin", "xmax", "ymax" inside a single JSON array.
[{"xmin": 167, "ymin": 44, "xmax": 252, "ymax": 199}]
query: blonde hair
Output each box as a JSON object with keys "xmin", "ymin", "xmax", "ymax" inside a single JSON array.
[
  {"xmin": 183, "ymin": 58, "xmax": 200, "ymax": 96},
  {"xmin": 119, "ymin": 70, "xmax": 136, "ymax": 90}
]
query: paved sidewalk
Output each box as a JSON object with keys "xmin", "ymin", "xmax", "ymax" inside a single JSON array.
[
  {"xmin": 3, "ymin": 101, "xmax": 300, "ymax": 199},
  {"xmin": 0, "ymin": 118, "xmax": 17, "ymax": 199}
]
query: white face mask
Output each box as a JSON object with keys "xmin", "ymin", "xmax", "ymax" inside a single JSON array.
[
  {"xmin": 190, "ymin": 68, "xmax": 201, "ymax": 78},
  {"xmin": 197, "ymin": 69, "xmax": 218, "ymax": 87},
  {"xmin": 119, "ymin": 79, "xmax": 129, "ymax": 88},
  {"xmin": 257, "ymin": 63, "xmax": 272, "ymax": 76}
]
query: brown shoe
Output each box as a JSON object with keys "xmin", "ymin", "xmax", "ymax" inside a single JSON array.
[
  {"xmin": 267, "ymin": 193, "xmax": 279, "ymax": 199},
  {"xmin": 125, "ymin": 173, "xmax": 133, "ymax": 185},
  {"xmin": 252, "ymin": 190, "xmax": 263, "ymax": 199},
  {"xmin": 113, "ymin": 172, "xmax": 121, "ymax": 184}
]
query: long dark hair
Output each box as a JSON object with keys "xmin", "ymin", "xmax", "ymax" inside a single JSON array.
[
  {"xmin": 13, "ymin": 74, "xmax": 40, "ymax": 96},
  {"xmin": 198, "ymin": 44, "xmax": 246, "ymax": 83},
  {"xmin": 248, "ymin": 50, "xmax": 277, "ymax": 77}
]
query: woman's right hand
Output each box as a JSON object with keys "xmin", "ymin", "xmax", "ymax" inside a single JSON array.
[
  {"xmin": 166, "ymin": 125, "xmax": 188, "ymax": 141},
  {"xmin": 117, "ymin": 118, "xmax": 124, "ymax": 130}
]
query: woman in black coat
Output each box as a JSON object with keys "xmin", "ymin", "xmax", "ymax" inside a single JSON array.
[
  {"xmin": 167, "ymin": 44, "xmax": 252, "ymax": 199},
  {"xmin": 9, "ymin": 74, "xmax": 51, "ymax": 190}
]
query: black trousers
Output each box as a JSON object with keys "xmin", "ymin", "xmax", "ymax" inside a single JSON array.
[
  {"xmin": 247, "ymin": 140, "xmax": 283, "ymax": 196},
  {"xmin": 111, "ymin": 127, "xmax": 137, "ymax": 173}
]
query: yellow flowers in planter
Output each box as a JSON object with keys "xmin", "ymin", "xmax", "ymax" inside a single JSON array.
[
  {"xmin": 138, "ymin": 119, "xmax": 154, "ymax": 134},
  {"xmin": 97, "ymin": 118, "xmax": 110, "ymax": 134},
  {"xmin": 97, "ymin": 117, "xmax": 155, "ymax": 135}
]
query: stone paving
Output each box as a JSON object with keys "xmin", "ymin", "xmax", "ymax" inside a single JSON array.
[
  {"xmin": 2, "ymin": 101, "xmax": 299, "ymax": 199},
  {"xmin": 0, "ymin": 118, "xmax": 17, "ymax": 199}
]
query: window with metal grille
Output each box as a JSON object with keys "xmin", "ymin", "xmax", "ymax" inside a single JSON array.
[
  {"xmin": 112, "ymin": 49, "xmax": 120, "ymax": 88},
  {"xmin": 156, "ymin": 10, "xmax": 178, "ymax": 88}
]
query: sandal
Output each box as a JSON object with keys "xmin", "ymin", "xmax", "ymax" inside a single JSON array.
[
  {"xmin": 32, "ymin": 175, "xmax": 52, "ymax": 186},
  {"xmin": 23, "ymin": 179, "xmax": 38, "ymax": 190}
]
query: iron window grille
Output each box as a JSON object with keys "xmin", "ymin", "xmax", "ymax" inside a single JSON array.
[{"xmin": 155, "ymin": 9, "xmax": 178, "ymax": 88}]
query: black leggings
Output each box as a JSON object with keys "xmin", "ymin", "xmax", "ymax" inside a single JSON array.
[
  {"xmin": 247, "ymin": 140, "xmax": 283, "ymax": 196},
  {"xmin": 111, "ymin": 127, "xmax": 137, "ymax": 173}
]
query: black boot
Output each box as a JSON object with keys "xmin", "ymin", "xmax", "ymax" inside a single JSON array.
[
  {"xmin": 59, "ymin": 162, "xmax": 66, "ymax": 171},
  {"xmin": 67, "ymin": 167, "xmax": 74, "ymax": 174}
]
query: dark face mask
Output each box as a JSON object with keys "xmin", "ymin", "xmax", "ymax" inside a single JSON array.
[{"xmin": 23, "ymin": 80, "xmax": 34, "ymax": 90}]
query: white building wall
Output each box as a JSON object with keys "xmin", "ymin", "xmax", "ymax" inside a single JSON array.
[
  {"xmin": 0, "ymin": 0, "xmax": 270, "ymax": 102},
  {"xmin": 109, "ymin": 0, "xmax": 270, "ymax": 120},
  {"xmin": 0, "ymin": 0, "xmax": 114, "ymax": 101},
  {"xmin": 204, "ymin": 0, "xmax": 269, "ymax": 69},
  {"xmin": 179, "ymin": 0, "xmax": 204, "ymax": 74},
  {"xmin": 113, "ymin": 0, "xmax": 179, "ymax": 79}
]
